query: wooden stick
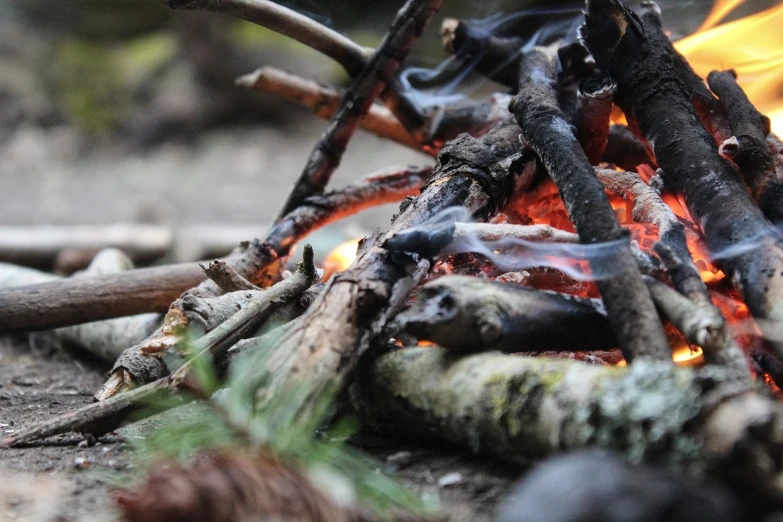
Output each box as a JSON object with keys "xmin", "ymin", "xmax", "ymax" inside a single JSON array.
[
  {"xmin": 236, "ymin": 67, "xmax": 422, "ymax": 151},
  {"xmin": 92, "ymin": 166, "xmax": 430, "ymax": 399},
  {"xmin": 0, "ymin": 262, "xmax": 205, "ymax": 333},
  {"xmin": 707, "ymin": 70, "xmax": 782, "ymax": 224},
  {"xmin": 0, "ymin": 167, "xmax": 428, "ymax": 337},
  {"xmin": 276, "ymin": 0, "xmax": 443, "ymax": 218},
  {"xmin": 602, "ymin": 124, "xmax": 653, "ymax": 171},
  {"xmin": 247, "ymin": 119, "xmax": 534, "ymax": 430},
  {"xmin": 573, "ymin": 75, "xmax": 616, "ymax": 165},
  {"xmin": 355, "ymin": 347, "xmax": 781, "ymax": 504},
  {"xmin": 237, "ymin": 67, "xmax": 512, "ymax": 153},
  {"xmin": 581, "ymin": 0, "xmax": 783, "ymax": 363},
  {"xmin": 162, "ymin": 0, "xmax": 370, "ymax": 77},
  {"xmin": 595, "ymin": 168, "xmax": 750, "ymax": 378},
  {"xmin": 390, "ymin": 275, "xmax": 616, "ymax": 352},
  {"xmin": 1, "ymin": 248, "xmax": 319, "ymax": 446},
  {"xmin": 200, "ymin": 259, "xmax": 260, "ymax": 293},
  {"xmin": 509, "ymin": 48, "xmax": 670, "ymax": 363}
]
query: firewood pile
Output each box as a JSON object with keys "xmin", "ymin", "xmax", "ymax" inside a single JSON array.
[{"xmin": 3, "ymin": 0, "xmax": 783, "ymax": 519}]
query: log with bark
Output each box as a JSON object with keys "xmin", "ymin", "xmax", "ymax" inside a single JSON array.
[
  {"xmin": 353, "ymin": 347, "xmax": 783, "ymax": 505},
  {"xmin": 0, "ymin": 250, "xmax": 162, "ymax": 362},
  {"xmin": 580, "ymin": 0, "xmax": 783, "ymax": 362},
  {"xmin": 389, "ymin": 275, "xmax": 616, "ymax": 352}
]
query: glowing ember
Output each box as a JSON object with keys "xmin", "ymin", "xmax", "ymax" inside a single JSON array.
[
  {"xmin": 322, "ymin": 239, "xmax": 360, "ymax": 279},
  {"xmin": 675, "ymin": 2, "xmax": 783, "ymax": 135}
]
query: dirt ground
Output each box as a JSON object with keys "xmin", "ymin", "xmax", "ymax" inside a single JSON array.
[{"xmin": 0, "ymin": 122, "xmax": 521, "ymax": 521}]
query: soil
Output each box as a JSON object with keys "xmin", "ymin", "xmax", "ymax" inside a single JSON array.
[{"xmin": 0, "ymin": 122, "xmax": 522, "ymax": 521}]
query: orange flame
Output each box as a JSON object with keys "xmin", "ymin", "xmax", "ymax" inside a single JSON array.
[
  {"xmin": 674, "ymin": 2, "xmax": 783, "ymax": 135},
  {"xmin": 322, "ymin": 239, "xmax": 360, "ymax": 279}
]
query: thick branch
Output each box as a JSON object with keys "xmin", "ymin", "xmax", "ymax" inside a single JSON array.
[
  {"xmin": 355, "ymin": 348, "xmax": 779, "ymax": 504},
  {"xmin": 390, "ymin": 275, "xmax": 616, "ymax": 352},
  {"xmin": 573, "ymin": 75, "xmax": 616, "ymax": 165},
  {"xmin": 581, "ymin": 0, "xmax": 783, "ymax": 362},
  {"xmin": 277, "ymin": 0, "xmax": 443, "ymax": 218},
  {"xmin": 509, "ymin": 48, "xmax": 670, "ymax": 362}
]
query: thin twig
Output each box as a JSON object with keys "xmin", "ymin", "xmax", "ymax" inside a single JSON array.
[
  {"xmin": 200, "ymin": 259, "xmax": 260, "ymax": 293},
  {"xmin": 163, "ymin": 0, "xmax": 370, "ymax": 77},
  {"xmin": 276, "ymin": 0, "xmax": 443, "ymax": 219}
]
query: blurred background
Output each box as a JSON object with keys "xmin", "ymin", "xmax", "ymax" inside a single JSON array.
[{"xmin": 0, "ymin": 0, "xmax": 778, "ymax": 270}]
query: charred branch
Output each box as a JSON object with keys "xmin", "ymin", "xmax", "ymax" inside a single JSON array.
[
  {"xmin": 237, "ymin": 67, "xmax": 511, "ymax": 153},
  {"xmin": 390, "ymin": 275, "xmax": 616, "ymax": 352},
  {"xmin": 354, "ymin": 347, "xmax": 781, "ymax": 504},
  {"xmin": 277, "ymin": 0, "xmax": 443, "ymax": 218},
  {"xmin": 440, "ymin": 18, "xmax": 523, "ymax": 89},
  {"xmin": 595, "ymin": 168, "xmax": 750, "ymax": 377},
  {"xmin": 602, "ymin": 124, "xmax": 653, "ymax": 171},
  {"xmin": 581, "ymin": 0, "xmax": 783, "ymax": 362},
  {"xmin": 573, "ymin": 75, "xmax": 616, "ymax": 165},
  {"xmin": 707, "ymin": 70, "xmax": 782, "ymax": 224},
  {"xmin": 509, "ymin": 47, "xmax": 670, "ymax": 362}
]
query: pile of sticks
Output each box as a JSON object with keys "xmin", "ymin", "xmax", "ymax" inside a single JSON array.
[{"xmin": 3, "ymin": 0, "xmax": 783, "ymax": 514}]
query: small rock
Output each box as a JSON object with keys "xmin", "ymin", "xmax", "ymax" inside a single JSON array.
[{"xmin": 438, "ymin": 472, "xmax": 463, "ymax": 488}]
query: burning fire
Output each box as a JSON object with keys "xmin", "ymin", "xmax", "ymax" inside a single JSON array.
[
  {"xmin": 321, "ymin": 0, "xmax": 782, "ymax": 370},
  {"xmin": 322, "ymin": 238, "xmax": 360, "ymax": 278},
  {"xmin": 674, "ymin": 1, "xmax": 783, "ymax": 135}
]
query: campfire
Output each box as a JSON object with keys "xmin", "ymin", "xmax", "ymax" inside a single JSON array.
[{"xmin": 3, "ymin": 0, "xmax": 783, "ymax": 519}]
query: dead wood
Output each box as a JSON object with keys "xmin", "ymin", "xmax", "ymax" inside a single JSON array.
[
  {"xmin": 509, "ymin": 47, "xmax": 670, "ymax": 363},
  {"xmin": 0, "ymin": 167, "xmax": 428, "ymax": 339},
  {"xmin": 277, "ymin": 0, "xmax": 443, "ymax": 218},
  {"xmin": 0, "ymin": 262, "xmax": 204, "ymax": 333},
  {"xmin": 97, "ymin": 247, "xmax": 319, "ymax": 401},
  {"xmin": 707, "ymin": 70, "xmax": 782, "ymax": 224},
  {"xmin": 0, "ymin": 250, "xmax": 163, "ymax": 361},
  {"xmin": 440, "ymin": 18, "xmax": 523, "ymax": 89},
  {"xmin": 603, "ymin": 124, "xmax": 652, "ymax": 171},
  {"xmin": 2, "ymin": 248, "xmax": 319, "ymax": 443},
  {"xmin": 236, "ymin": 67, "xmax": 422, "ymax": 152},
  {"xmin": 237, "ymin": 67, "xmax": 511, "ymax": 153},
  {"xmin": 162, "ymin": 0, "xmax": 369, "ymax": 77},
  {"xmin": 354, "ymin": 347, "xmax": 783, "ymax": 505},
  {"xmin": 595, "ymin": 167, "xmax": 749, "ymax": 377},
  {"xmin": 389, "ymin": 275, "xmax": 616, "ymax": 352},
  {"xmin": 573, "ymin": 75, "xmax": 616, "ymax": 165},
  {"xmin": 199, "ymin": 259, "xmax": 259, "ymax": 293},
  {"xmin": 581, "ymin": 0, "xmax": 783, "ymax": 362},
  {"xmin": 244, "ymin": 119, "xmax": 533, "ymax": 428}
]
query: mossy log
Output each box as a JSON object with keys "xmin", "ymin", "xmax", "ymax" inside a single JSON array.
[{"xmin": 354, "ymin": 347, "xmax": 783, "ymax": 505}]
